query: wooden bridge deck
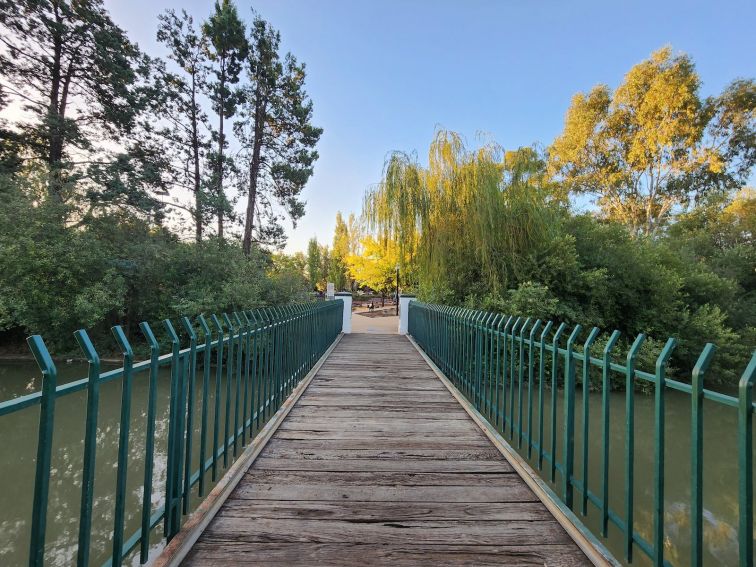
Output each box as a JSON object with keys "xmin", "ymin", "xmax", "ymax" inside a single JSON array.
[{"xmin": 181, "ymin": 334, "xmax": 590, "ymax": 566}]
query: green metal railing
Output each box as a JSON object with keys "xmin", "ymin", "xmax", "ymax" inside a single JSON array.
[
  {"xmin": 0, "ymin": 301, "xmax": 343, "ymax": 567},
  {"xmin": 408, "ymin": 301, "xmax": 756, "ymax": 567}
]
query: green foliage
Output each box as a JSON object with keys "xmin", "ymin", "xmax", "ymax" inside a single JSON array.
[
  {"xmin": 0, "ymin": 176, "xmax": 308, "ymax": 350},
  {"xmin": 549, "ymin": 47, "xmax": 755, "ymax": 235},
  {"xmin": 0, "ymin": 0, "xmax": 164, "ymax": 212},
  {"xmin": 237, "ymin": 14, "xmax": 322, "ymax": 254},
  {"xmin": 362, "ymin": 126, "xmax": 754, "ymax": 387}
]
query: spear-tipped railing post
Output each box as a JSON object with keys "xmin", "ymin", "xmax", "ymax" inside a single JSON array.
[
  {"xmin": 26, "ymin": 335, "xmax": 57, "ymax": 567},
  {"xmin": 739, "ymin": 353, "xmax": 756, "ymax": 567},
  {"xmin": 601, "ymin": 330, "xmax": 620, "ymax": 536},
  {"xmin": 73, "ymin": 329, "xmax": 100, "ymax": 567},
  {"xmin": 580, "ymin": 326, "xmax": 600, "ymax": 516},
  {"xmin": 624, "ymin": 333, "xmax": 646, "ymax": 562},
  {"xmin": 138, "ymin": 321, "xmax": 160, "ymax": 563},
  {"xmin": 550, "ymin": 322, "xmax": 566, "ymax": 482},
  {"xmin": 691, "ymin": 343, "xmax": 716, "ymax": 567},
  {"xmin": 111, "ymin": 325, "xmax": 134, "ymax": 567},
  {"xmin": 563, "ymin": 324, "xmax": 582, "ymax": 507},
  {"xmin": 180, "ymin": 317, "xmax": 198, "ymax": 513},
  {"xmin": 652, "ymin": 337, "xmax": 676, "ymax": 567},
  {"xmin": 163, "ymin": 319, "xmax": 183, "ymax": 539},
  {"xmin": 537, "ymin": 321, "xmax": 553, "ymax": 470}
]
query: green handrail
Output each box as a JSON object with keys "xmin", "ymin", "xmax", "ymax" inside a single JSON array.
[
  {"xmin": 4, "ymin": 300, "xmax": 343, "ymax": 567},
  {"xmin": 408, "ymin": 300, "xmax": 756, "ymax": 567}
]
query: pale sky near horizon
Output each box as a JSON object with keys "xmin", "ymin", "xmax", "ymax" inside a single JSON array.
[{"xmin": 107, "ymin": 0, "xmax": 756, "ymax": 253}]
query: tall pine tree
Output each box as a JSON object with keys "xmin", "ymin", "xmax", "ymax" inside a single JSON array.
[
  {"xmin": 157, "ymin": 9, "xmax": 211, "ymax": 241},
  {"xmin": 202, "ymin": 0, "xmax": 247, "ymax": 240},
  {"xmin": 237, "ymin": 15, "xmax": 322, "ymax": 254},
  {"xmin": 0, "ymin": 0, "xmax": 164, "ymax": 218}
]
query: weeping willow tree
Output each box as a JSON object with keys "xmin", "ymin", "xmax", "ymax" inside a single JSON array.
[{"xmin": 364, "ymin": 130, "xmax": 558, "ymax": 299}]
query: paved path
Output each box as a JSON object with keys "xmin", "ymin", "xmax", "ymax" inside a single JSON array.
[
  {"xmin": 182, "ymin": 334, "xmax": 589, "ymax": 566},
  {"xmin": 351, "ymin": 308, "xmax": 398, "ymax": 334}
]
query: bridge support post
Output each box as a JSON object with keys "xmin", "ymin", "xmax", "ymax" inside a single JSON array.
[
  {"xmin": 335, "ymin": 292, "xmax": 352, "ymax": 333},
  {"xmin": 398, "ymin": 294, "xmax": 416, "ymax": 335}
]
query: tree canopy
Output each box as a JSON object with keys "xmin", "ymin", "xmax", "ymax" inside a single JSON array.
[{"xmin": 549, "ymin": 47, "xmax": 755, "ymax": 235}]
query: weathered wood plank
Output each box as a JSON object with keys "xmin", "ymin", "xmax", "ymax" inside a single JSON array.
[
  {"xmin": 233, "ymin": 483, "xmax": 537, "ymax": 503},
  {"xmin": 243, "ymin": 470, "xmax": 518, "ymax": 486},
  {"xmin": 258, "ymin": 445, "xmax": 506, "ymax": 461},
  {"xmin": 261, "ymin": 437, "xmax": 496, "ymax": 450},
  {"xmin": 217, "ymin": 500, "xmax": 547, "ymax": 521},
  {"xmin": 252, "ymin": 457, "xmax": 512, "ymax": 473},
  {"xmin": 184, "ymin": 542, "xmax": 589, "ymax": 567},
  {"xmin": 286, "ymin": 406, "xmax": 472, "ymax": 420},
  {"xmin": 201, "ymin": 517, "xmax": 573, "ymax": 545},
  {"xmin": 278, "ymin": 417, "xmax": 482, "ymax": 432}
]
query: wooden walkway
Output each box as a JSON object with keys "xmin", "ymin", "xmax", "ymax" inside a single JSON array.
[{"xmin": 182, "ymin": 334, "xmax": 589, "ymax": 566}]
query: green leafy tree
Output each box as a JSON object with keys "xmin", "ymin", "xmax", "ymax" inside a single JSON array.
[
  {"xmin": 329, "ymin": 212, "xmax": 350, "ymax": 290},
  {"xmin": 306, "ymin": 237, "xmax": 321, "ymax": 291},
  {"xmin": 549, "ymin": 47, "xmax": 755, "ymax": 235},
  {"xmin": 0, "ymin": 0, "xmax": 165, "ymax": 216},
  {"xmin": 347, "ymin": 236, "xmax": 400, "ymax": 304},
  {"xmin": 237, "ymin": 15, "xmax": 322, "ymax": 254},
  {"xmin": 202, "ymin": 0, "xmax": 247, "ymax": 240},
  {"xmin": 157, "ymin": 9, "xmax": 211, "ymax": 241}
]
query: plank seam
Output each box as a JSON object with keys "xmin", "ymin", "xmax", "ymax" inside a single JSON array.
[
  {"xmin": 406, "ymin": 334, "xmax": 620, "ymax": 567},
  {"xmin": 149, "ymin": 332, "xmax": 345, "ymax": 567}
]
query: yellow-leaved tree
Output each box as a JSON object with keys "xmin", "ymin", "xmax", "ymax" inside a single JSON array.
[
  {"xmin": 346, "ymin": 236, "xmax": 400, "ymax": 303},
  {"xmin": 549, "ymin": 46, "xmax": 755, "ymax": 235}
]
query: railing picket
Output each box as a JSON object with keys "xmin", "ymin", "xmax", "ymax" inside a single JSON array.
[
  {"xmin": 527, "ymin": 320, "xmax": 542, "ymax": 457},
  {"xmin": 26, "ymin": 336, "xmax": 57, "ymax": 567},
  {"xmin": 138, "ymin": 322, "xmax": 160, "ymax": 563},
  {"xmin": 653, "ymin": 338, "xmax": 677, "ymax": 567},
  {"xmin": 197, "ymin": 315, "xmax": 212, "ymax": 496},
  {"xmin": 210, "ymin": 314, "xmax": 224, "ymax": 482},
  {"xmin": 550, "ymin": 323, "xmax": 566, "ymax": 483},
  {"xmin": 111, "ymin": 325, "xmax": 135, "ymax": 567},
  {"xmin": 580, "ymin": 327, "xmax": 600, "ymax": 516},
  {"xmin": 180, "ymin": 317, "xmax": 198, "ymax": 514},
  {"xmin": 222, "ymin": 314, "xmax": 236, "ymax": 464},
  {"xmin": 537, "ymin": 321, "xmax": 553, "ymax": 470},
  {"xmin": 563, "ymin": 325, "xmax": 582, "ymax": 508},
  {"xmin": 691, "ymin": 343, "xmax": 716, "ymax": 567},
  {"xmin": 73, "ymin": 330, "xmax": 100, "ymax": 567},
  {"xmin": 601, "ymin": 330, "xmax": 620, "ymax": 537},
  {"xmin": 518, "ymin": 318, "xmax": 532, "ymax": 449},
  {"xmin": 625, "ymin": 333, "xmax": 646, "ymax": 562},
  {"xmin": 739, "ymin": 353, "xmax": 756, "ymax": 567}
]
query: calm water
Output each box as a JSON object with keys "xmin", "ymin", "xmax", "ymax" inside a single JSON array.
[{"xmin": 0, "ymin": 360, "xmax": 752, "ymax": 566}]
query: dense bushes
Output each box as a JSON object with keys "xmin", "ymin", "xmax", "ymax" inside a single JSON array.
[
  {"xmin": 420, "ymin": 199, "xmax": 755, "ymax": 387},
  {"xmin": 0, "ymin": 176, "xmax": 309, "ymax": 352}
]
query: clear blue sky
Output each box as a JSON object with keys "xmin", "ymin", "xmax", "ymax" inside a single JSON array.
[{"xmin": 109, "ymin": 0, "xmax": 756, "ymax": 253}]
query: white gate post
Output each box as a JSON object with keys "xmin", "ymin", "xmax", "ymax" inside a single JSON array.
[
  {"xmin": 398, "ymin": 294, "xmax": 416, "ymax": 335},
  {"xmin": 335, "ymin": 292, "xmax": 352, "ymax": 333}
]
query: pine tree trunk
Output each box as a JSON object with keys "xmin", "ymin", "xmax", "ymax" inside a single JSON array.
[
  {"xmin": 47, "ymin": 7, "xmax": 64, "ymax": 201},
  {"xmin": 191, "ymin": 73, "xmax": 202, "ymax": 242},
  {"xmin": 216, "ymin": 61, "xmax": 226, "ymax": 241},
  {"xmin": 243, "ymin": 94, "xmax": 265, "ymax": 256}
]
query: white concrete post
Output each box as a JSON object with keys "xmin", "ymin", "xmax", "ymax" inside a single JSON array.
[
  {"xmin": 335, "ymin": 292, "xmax": 352, "ymax": 333},
  {"xmin": 398, "ymin": 294, "xmax": 416, "ymax": 335}
]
